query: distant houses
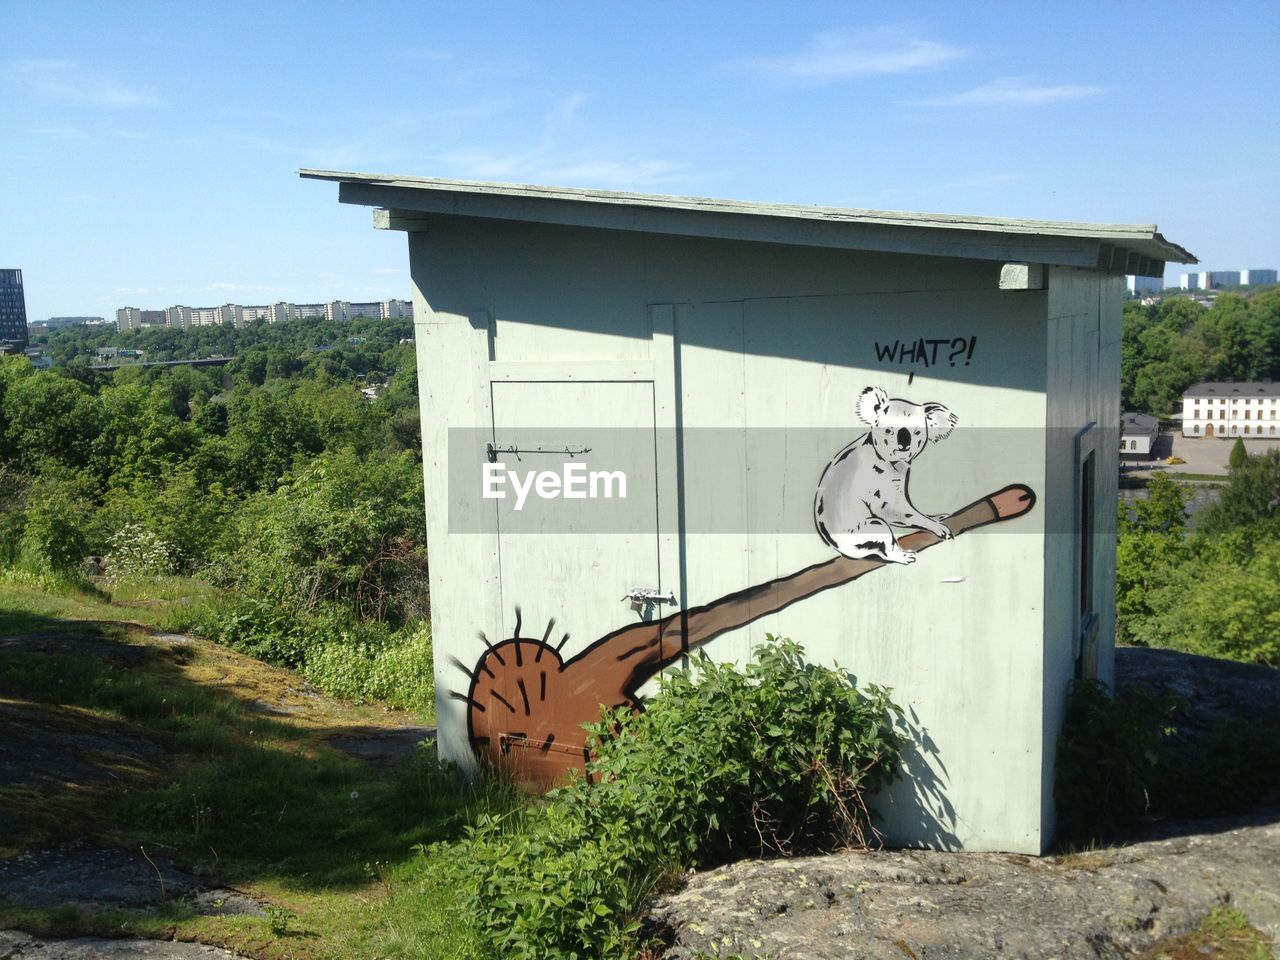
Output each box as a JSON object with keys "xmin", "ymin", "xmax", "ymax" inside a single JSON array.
[
  {"xmin": 1182, "ymin": 381, "xmax": 1280, "ymax": 439},
  {"xmin": 115, "ymin": 298, "xmax": 413, "ymax": 332},
  {"xmin": 1120, "ymin": 412, "xmax": 1159, "ymax": 459}
]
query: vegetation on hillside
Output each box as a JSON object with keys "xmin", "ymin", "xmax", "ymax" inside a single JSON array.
[
  {"xmin": 0, "ymin": 317, "xmax": 429, "ymax": 709},
  {"xmin": 1117, "ymin": 456, "xmax": 1280, "ymax": 666}
]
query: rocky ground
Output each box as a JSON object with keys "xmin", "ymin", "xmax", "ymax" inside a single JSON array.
[
  {"xmin": 648, "ymin": 649, "xmax": 1280, "ymax": 959},
  {"xmin": 648, "ymin": 815, "xmax": 1279, "ymax": 959}
]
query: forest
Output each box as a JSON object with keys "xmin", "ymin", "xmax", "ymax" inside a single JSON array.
[{"xmin": 2, "ymin": 315, "xmax": 434, "ymax": 708}]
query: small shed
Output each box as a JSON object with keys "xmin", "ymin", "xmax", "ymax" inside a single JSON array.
[
  {"xmin": 1120, "ymin": 412, "xmax": 1160, "ymax": 458},
  {"xmin": 305, "ymin": 170, "xmax": 1194, "ymax": 854}
]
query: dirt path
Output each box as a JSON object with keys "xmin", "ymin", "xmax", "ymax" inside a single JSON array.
[{"xmin": 0, "ymin": 619, "xmax": 435, "ymax": 959}]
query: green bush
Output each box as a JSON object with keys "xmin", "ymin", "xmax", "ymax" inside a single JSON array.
[
  {"xmin": 459, "ymin": 639, "xmax": 905, "ymax": 959},
  {"xmin": 1229, "ymin": 437, "xmax": 1248, "ymax": 470},
  {"xmin": 211, "ymin": 447, "xmax": 428, "ymax": 623},
  {"xmin": 20, "ymin": 492, "xmax": 90, "ymax": 575},
  {"xmin": 1054, "ymin": 680, "xmax": 1179, "ymax": 846},
  {"xmin": 187, "ymin": 594, "xmax": 310, "ymax": 667},
  {"xmin": 302, "ymin": 622, "xmax": 434, "ymax": 710},
  {"xmin": 105, "ymin": 522, "xmax": 176, "ymax": 578}
]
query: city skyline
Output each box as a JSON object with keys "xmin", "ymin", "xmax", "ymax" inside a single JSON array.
[{"xmin": 3, "ymin": 1, "xmax": 1278, "ymax": 324}]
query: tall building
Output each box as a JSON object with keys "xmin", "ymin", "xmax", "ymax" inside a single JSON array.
[
  {"xmin": 1125, "ymin": 275, "xmax": 1163, "ymax": 295},
  {"xmin": 1241, "ymin": 269, "xmax": 1277, "ymax": 286},
  {"xmin": 380, "ymin": 298, "xmax": 414, "ymax": 319},
  {"xmin": 0, "ymin": 269, "xmax": 29, "ymax": 351}
]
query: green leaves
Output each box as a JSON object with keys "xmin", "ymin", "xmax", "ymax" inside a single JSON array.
[
  {"xmin": 458, "ymin": 638, "xmax": 905, "ymax": 959},
  {"xmin": 1121, "ymin": 290, "xmax": 1280, "ymax": 414}
]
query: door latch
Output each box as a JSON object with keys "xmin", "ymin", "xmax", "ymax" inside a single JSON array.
[{"xmin": 622, "ymin": 588, "xmax": 678, "ymax": 614}]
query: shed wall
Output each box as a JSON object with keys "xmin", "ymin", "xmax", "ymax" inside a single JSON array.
[
  {"xmin": 410, "ymin": 217, "xmax": 1053, "ymax": 852},
  {"xmin": 1040, "ymin": 266, "xmax": 1123, "ymax": 847}
]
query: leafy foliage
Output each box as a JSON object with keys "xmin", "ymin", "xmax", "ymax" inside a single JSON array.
[
  {"xmin": 213, "ymin": 447, "xmax": 427, "ymax": 622},
  {"xmin": 1121, "ymin": 289, "xmax": 1280, "ymax": 415},
  {"xmin": 459, "ymin": 639, "xmax": 905, "ymax": 959},
  {"xmin": 1229, "ymin": 436, "xmax": 1248, "ymax": 470},
  {"xmin": 105, "ymin": 522, "xmax": 176, "ymax": 578},
  {"xmin": 1055, "ymin": 680, "xmax": 1178, "ymax": 845},
  {"xmin": 1197, "ymin": 448, "xmax": 1280, "ymax": 541},
  {"xmin": 1, "ymin": 318, "xmax": 431, "ymax": 707},
  {"xmin": 1117, "ymin": 461, "xmax": 1280, "ymax": 664},
  {"xmin": 1056, "ymin": 677, "xmax": 1280, "ymax": 847}
]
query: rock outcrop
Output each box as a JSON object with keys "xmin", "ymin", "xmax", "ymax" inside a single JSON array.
[
  {"xmin": 649, "ymin": 648, "xmax": 1280, "ymax": 959},
  {"xmin": 648, "ymin": 816, "xmax": 1279, "ymax": 959}
]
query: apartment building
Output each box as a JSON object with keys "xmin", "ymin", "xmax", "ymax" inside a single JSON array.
[{"xmin": 116, "ymin": 298, "xmax": 413, "ymax": 332}]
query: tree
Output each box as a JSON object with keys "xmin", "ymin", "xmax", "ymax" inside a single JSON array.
[
  {"xmin": 1116, "ymin": 475, "xmax": 1191, "ymax": 643},
  {"xmin": 2, "ymin": 371, "xmax": 103, "ymax": 471},
  {"xmin": 1198, "ymin": 448, "xmax": 1280, "ymax": 540},
  {"xmin": 1229, "ymin": 437, "xmax": 1248, "ymax": 470},
  {"xmin": 215, "ymin": 447, "xmax": 427, "ymax": 622},
  {"xmin": 1132, "ymin": 539, "xmax": 1280, "ymax": 666}
]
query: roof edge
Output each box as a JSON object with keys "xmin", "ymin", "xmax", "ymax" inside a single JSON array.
[{"xmin": 299, "ymin": 168, "xmax": 1197, "ymax": 266}]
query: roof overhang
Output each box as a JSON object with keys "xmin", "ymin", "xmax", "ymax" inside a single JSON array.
[{"xmin": 301, "ymin": 169, "xmax": 1196, "ymax": 278}]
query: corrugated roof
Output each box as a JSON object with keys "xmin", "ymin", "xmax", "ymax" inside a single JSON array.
[
  {"xmin": 1183, "ymin": 381, "xmax": 1280, "ymax": 398},
  {"xmin": 300, "ymin": 169, "xmax": 1195, "ymax": 277}
]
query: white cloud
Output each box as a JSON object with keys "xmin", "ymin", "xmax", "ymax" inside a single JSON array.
[
  {"xmin": 206, "ymin": 282, "xmax": 278, "ymax": 293},
  {"xmin": 910, "ymin": 77, "xmax": 1102, "ymax": 107},
  {"xmin": 743, "ymin": 26, "xmax": 964, "ymax": 80},
  {"xmin": 437, "ymin": 92, "xmax": 684, "ymax": 190},
  {"xmin": 12, "ymin": 58, "xmax": 160, "ymax": 109},
  {"xmin": 439, "ymin": 147, "xmax": 685, "ymax": 190}
]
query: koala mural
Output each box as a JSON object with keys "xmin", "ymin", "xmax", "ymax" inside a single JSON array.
[
  {"xmin": 814, "ymin": 386, "xmax": 959, "ymax": 564},
  {"xmin": 455, "ymin": 382, "xmax": 1037, "ymax": 792}
]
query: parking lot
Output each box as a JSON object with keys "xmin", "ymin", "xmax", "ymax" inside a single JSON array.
[{"xmin": 1125, "ymin": 429, "xmax": 1280, "ymax": 478}]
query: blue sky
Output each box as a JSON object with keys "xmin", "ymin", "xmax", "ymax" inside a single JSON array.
[{"xmin": 3, "ymin": 1, "xmax": 1277, "ymax": 323}]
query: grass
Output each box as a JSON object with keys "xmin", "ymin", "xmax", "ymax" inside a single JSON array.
[
  {"xmin": 1134, "ymin": 906, "xmax": 1274, "ymax": 960},
  {"xmin": 1120, "ymin": 472, "xmax": 1228, "ymax": 489},
  {"xmin": 0, "ymin": 576, "xmax": 516, "ymax": 959}
]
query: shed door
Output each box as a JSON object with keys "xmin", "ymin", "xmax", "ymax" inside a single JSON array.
[{"xmin": 489, "ymin": 380, "xmax": 662, "ymax": 650}]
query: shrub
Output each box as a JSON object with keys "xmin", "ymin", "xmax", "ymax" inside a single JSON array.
[
  {"xmin": 1055, "ymin": 680, "xmax": 1178, "ymax": 847},
  {"xmin": 105, "ymin": 522, "xmax": 176, "ymax": 578},
  {"xmin": 302, "ymin": 621, "xmax": 434, "ymax": 710},
  {"xmin": 19, "ymin": 493, "xmax": 89, "ymax": 575},
  {"xmin": 211, "ymin": 447, "xmax": 428, "ymax": 623},
  {"xmin": 187, "ymin": 594, "xmax": 310, "ymax": 667},
  {"xmin": 459, "ymin": 638, "xmax": 905, "ymax": 959},
  {"xmin": 1229, "ymin": 437, "xmax": 1248, "ymax": 470}
]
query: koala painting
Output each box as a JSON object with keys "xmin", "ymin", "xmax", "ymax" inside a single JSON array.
[{"xmin": 814, "ymin": 385, "xmax": 959, "ymax": 564}]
